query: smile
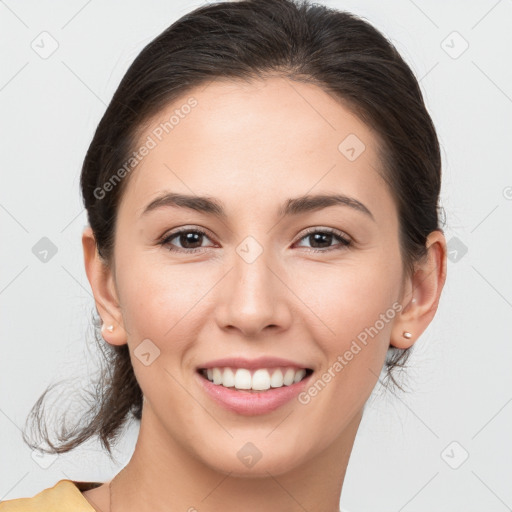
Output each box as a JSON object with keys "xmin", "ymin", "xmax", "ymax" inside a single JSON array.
[{"xmin": 198, "ymin": 367, "xmax": 313, "ymax": 392}]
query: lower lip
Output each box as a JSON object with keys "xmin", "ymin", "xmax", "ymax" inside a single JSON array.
[{"xmin": 195, "ymin": 370, "xmax": 312, "ymax": 416}]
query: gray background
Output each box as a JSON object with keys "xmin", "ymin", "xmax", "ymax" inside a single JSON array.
[{"xmin": 1, "ymin": 1, "xmax": 511, "ymax": 511}]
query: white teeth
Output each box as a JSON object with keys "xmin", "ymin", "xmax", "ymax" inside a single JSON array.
[
  {"xmin": 252, "ymin": 369, "xmax": 271, "ymax": 390},
  {"xmin": 293, "ymin": 368, "xmax": 306, "ymax": 383},
  {"xmin": 201, "ymin": 366, "xmax": 310, "ymax": 391},
  {"xmin": 270, "ymin": 369, "xmax": 284, "ymax": 388},
  {"xmin": 283, "ymin": 368, "xmax": 296, "ymax": 385},
  {"xmin": 212, "ymin": 367, "xmax": 222, "ymax": 385},
  {"xmin": 222, "ymin": 367, "xmax": 235, "ymax": 387},
  {"xmin": 234, "ymin": 369, "xmax": 252, "ymax": 389}
]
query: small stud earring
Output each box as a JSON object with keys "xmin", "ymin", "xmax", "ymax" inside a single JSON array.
[
  {"xmin": 103, "ymin": 324, "xmax": 114, "ymax": 333},
  {"xmin": 411, "ymin": 297, "xmax": 417, "ymax": 303},
  {"xmin": 402, "ymin": 331, "xmax": 412, "ymax": 339}
]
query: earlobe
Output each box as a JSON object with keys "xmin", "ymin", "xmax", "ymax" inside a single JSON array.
[
  {"xmin": 82, "ymin": 226, "xmax": 127, "ymax": 346},
  {"xmin": 100, "ymin": 322, "xmax": 126, "ymax": 346},
  {"xmin": 390, "ymin": 230, "xmax": 447, "ymax": 349},
  {"xmin": 391, "ymin": 324, "xmax": 417, "ymax": 349}
]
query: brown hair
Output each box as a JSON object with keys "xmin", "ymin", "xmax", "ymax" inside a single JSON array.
[{"xmin": 23, "ymin": 0, "xmax": 444, "ymax": 458}]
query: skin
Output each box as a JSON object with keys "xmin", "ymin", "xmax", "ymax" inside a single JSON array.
[{"xmin": 81, "ymin": 76, "xmax": 447, "ymax": 512}]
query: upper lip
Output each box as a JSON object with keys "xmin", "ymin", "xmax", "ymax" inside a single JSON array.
[{"xmin": 197, "ymin": 356, "xmax": 312, "ymax": 370}]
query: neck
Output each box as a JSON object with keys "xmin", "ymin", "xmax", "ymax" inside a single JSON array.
[{"xmin": 109, "ymin": 402, "xmax": 362, "ymax": 512}]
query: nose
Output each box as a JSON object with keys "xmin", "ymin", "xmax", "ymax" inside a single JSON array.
[{"xmin": 215, "ymin": 249, "xmax": 293, "ymax": 338}]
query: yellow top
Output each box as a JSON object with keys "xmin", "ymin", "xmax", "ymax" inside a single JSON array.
[{"xmin": 0, "ymin": 480, "xmax": 102, "ymax": 511}]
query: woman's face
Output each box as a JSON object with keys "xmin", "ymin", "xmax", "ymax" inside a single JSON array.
[{"xmin": 109, "ymin": 76, "xmax": 407, "ymax": 475}]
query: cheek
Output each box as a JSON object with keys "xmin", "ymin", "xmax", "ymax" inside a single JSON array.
[
  {"xmin": 295, "ymin": 253, "xmax": 401, "ymax": 342},
  {"xmin": 295, "ymin": 264, "xmax": 398, "ymax": 434},
  {"xmin": 294, "ymin": 251, "xmax": 401, "ymax": 408},
  {"xmin": 116, "ymin": 251, "xmax": 217, "ymax": 348},
  {"xmin": 116, "ymin": 258, "xmax": 210, "ymax": 401}
]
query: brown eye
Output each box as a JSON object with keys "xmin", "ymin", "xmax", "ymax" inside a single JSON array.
[
  {"xmin": 294, "ymin": 228, "xmax": 351, "ymax": 252},
  {"xmin": 159, "ymin": 228, "xmax": 213, "ymax": 253}
]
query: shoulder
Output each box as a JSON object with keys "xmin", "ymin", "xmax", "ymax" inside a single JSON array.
[{"xmin": 0, "ymin": 480, "xmax": 102, "ymax": 511}]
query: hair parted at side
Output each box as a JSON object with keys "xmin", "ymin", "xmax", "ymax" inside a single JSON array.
[{"xmin": 22, "ymin": 0, "xmax": 443, "ymax": 458}]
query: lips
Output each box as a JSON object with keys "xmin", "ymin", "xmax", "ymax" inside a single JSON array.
[
  {"xmin": 194, "ymin": 355, "xmax": 314, "ymax": 415},
  {"xmin": 195, "ymin": 366, "xmax": 313, "ymax": 415},
  {"xmin": 196, "ymin": 356, "xmax": 313, "ymax": 371}
]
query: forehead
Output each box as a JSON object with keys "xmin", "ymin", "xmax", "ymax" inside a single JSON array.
[{"xmin": 118, "ymin": 76, "xmax": 395, "ymax": 223}]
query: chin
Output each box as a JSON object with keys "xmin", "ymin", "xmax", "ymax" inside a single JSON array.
[{"xmin": 196, "ymin": 442, "xmax": 309, "ymax": 478}]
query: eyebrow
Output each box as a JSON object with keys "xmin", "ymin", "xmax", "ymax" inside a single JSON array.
[{"xmin": 140, "ymin": 192, "xmax": 375, "ymax": 222}]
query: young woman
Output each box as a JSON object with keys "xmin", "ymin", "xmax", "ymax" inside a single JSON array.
[{"xmin": 1, "ymin": 0, "xmax": 446, "ymax": 510}]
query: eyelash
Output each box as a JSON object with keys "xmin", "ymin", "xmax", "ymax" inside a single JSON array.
[{"xmin": 158, "ymin": 227, "xmax": 352, "ymax": 254}]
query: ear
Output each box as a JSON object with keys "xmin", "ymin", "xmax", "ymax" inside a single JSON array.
[
  {"xmin": 390, "ymin": 230, "xmax": 447, "ymax": 349},
  {"xmin": 82, "ymin": 226, "xmax": 127, "ymax": 346}
]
